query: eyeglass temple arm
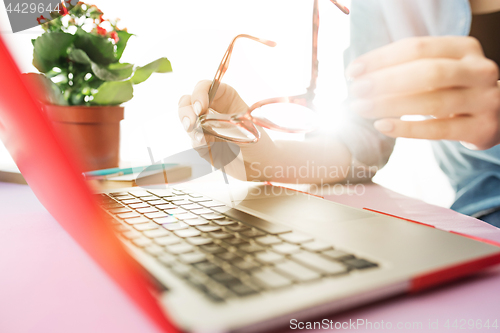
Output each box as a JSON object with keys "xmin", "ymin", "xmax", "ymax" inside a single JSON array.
[
  {"xmin": 331, "ymin": 0, "xmax": 350, "ymax": 15},
  {"xmin": 306, "ymin": 0, "xmax": 320, "ymax": 105},
  {"xmin": 305, "ymin": 0, "xmax": 349, "ymax": 107},
  {"xmin": 208, "ymin": 34, "xmax": 276, "ymax": 107}
]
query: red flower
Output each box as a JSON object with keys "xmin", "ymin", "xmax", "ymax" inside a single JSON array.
[
  {"xmin": 96, "ymin": 26, "xmax": 107, "ymax": 36},
  {"xmin": 36, "ymin": 15, "xmax": 47, "ymax": 24},
  {"xmin": 59, "ymin": 4, "xmax": 68, "ymax": 16},
  {"xmin": 110, "ymin": 31, "xmax": 119, "ymax": 43}
]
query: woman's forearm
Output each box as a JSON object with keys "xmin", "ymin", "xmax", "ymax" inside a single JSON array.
[{"xmin": 244, "ymin": 136, "xmax": 352, "ymax": 184}]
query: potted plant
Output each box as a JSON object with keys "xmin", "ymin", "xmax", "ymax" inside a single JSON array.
[{"xmin": 27, "ymin": 1, "xmax": 172, "ymax": 171}]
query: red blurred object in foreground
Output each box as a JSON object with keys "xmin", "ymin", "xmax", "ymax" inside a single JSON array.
[{"xmin": 0, "ymin": 34, "xmax": 179, "ymax": 333}]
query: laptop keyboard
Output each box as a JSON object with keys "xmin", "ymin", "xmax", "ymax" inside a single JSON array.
[{"xmin": 97, "ymin": 188, "xmax": 378, "ymax": 303}]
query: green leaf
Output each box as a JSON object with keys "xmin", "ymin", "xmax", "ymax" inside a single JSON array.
[
  {"xmin": 73, "ymin": 28, "xmax": 116, "ymax": 65},
  {"xmin": 115, "ymin": 30, "xmax": 133, "ymax": 61},
  {"xmin": 32, "ymin": 32, "xmax": 75, "ymax": 73},
  {"xmin": 92, "ymin": 81, "xmax": 133, "ymax": 105},
  {"xmin": 130, "ymin": 57, "xmax": 172, "ymax": 85},
  {"xmin": 68, "ymin": 48, "xmax": 133, "ymax": 81},
  {"xmin": 22, "ymin": 73, "xmax": 68, "ymax": 105}
]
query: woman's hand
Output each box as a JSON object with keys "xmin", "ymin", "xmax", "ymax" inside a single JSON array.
[
  {"xmin": 177, "ymin": 80, "xmax": 276, "ymax": 181},
  {"xmin": 347, "ymin": 36, "xmax": 500, "ymax": 150}
]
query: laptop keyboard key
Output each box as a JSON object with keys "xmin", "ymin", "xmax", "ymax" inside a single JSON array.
[
  {"xmin": 174, "ymin": 228, "xmax": 202, "ymax": 238},
  {"xmin": 344, "ymin": 258, "xmax": 378, "ymax": 270},
  {"xmin": 301, "ymin": 241, "xmax": 332, "ymax": 252},
  {"xmin": 232, "ymin": 259, "xmax": 261, "ymax": 272},
  {"xmin": 178, "ymin": 252, "xmax": 207, "ymax": 264},
  {"xmin": 209, "ymin": 231, "xmax": 233, "ymax": 239},
  {"xmin": 156, "ymin": 203, "xmax": 177, "ymax": 210},
  {"xmin": 166, "ymin": 243, "xmax": 195, "ymax": 254},
  {"xmin": 240, "ymin": 229, "xmax": 266, "ymax": 238},
  {"xmin": 148, "ymin": 200, "xmax": 168, "ymax": 206},
  {"xmin": 128, "ymin": 203, "xmax": 151, "ymax": 209},
  {"xmin": 163, "ymin": 222, "xmax": 189, "ymax": 231},
  {"xmin": 128, "ymin": 190, "xmax": 152, "ymax": 197},
  {"xmin": 272, "ymin": 243, "xmax": 301, "ymax": 255},
  {"xmin": 229, "ymin": 283, "xmax": 259, "ymax": 296},
  {"xmin": 291, "ymin": 252, "xmax": 347, "ymax": 275},
  {"xmin": 137, "ymin": 207, "xmax": 159, "ymax": 214},
  {"xmin": 147, "ymin": 189, "xmax": 175, "ymax": 197},
  {"xmin": 255, "ymin": 251, "xmax": 285, "ymax": 264},
  {"xmin": 255, "ymin": 235, "xmax": 282, "ymax": 246},
  {"xmin": 196, "ymin": 225, "xmax": 221, "ymax": 233},
  {"xmin": 114, "ymin": 195, "xmax": 135, "ymax": 201},
  {"xmin": 321, "ymin": 250, "xmax": 355, "ymax": 261},
  {"xmin": 216, "ymin": 252, "xmax": 241, "ymax": 262},
  {"xmin": 194, "ymin": 262, "xmax": 223, "ymax": 275},
  {"xmin": 109, "ymin": 192, "xmax": 130, "ymax": 197},
  {"xmin": 124, "ymin": 216, "xmax": 150, "ymax": 225},
  {"xmin": 279, "ymin": 232, "xmax": 314, "ymax": 244},
  {"xmin": 154, "ymin": 236, "xmax": 181, "ymax": 246},
  {"xmin": 118, "ymin": 212, "xmax": 141, "ymax": 219},
  {"xmin": 184, "ymin": 218, "xmax": 209, "ymax": 226},
  {"xmin": 144, "ymin": 244, "xmax": 164, "ymax": 256},
  {"xmin": 153, "ymin": 216, "xmax": 178, "ymax": 224},
  {"xmin": 189, "ymin": 196, "xmax": 211, "ymax": 202},
  {"xmin": 239, "ymin": 243, "xmax": 265, "ymax": 253},
  {"xmin": 133, "ymin": 222, "xmax": 160, "ymax": 231},
  {"xmin": 190, "ymin": 208, "xmax": 213, "ymax": 215},
  {"xmin": 170, "ymin": 199, "xmax": 192, "ymax": 206},
  {"xmin": 274, "ymin": 260, "xmax": 321, "ymax": 282},
  {"xmin": 121, "ymin": 199, "xmax": 142, "ymax": 204},
  {"xmin": 211, "ymin": 272, "xmax": 240, "ymax": 286},
  {"xmin": 164, "ymin": 208, "xmax": 186, "ymax": 215},
  {"xmin": 173, "ymin": 212, "xmax": 198, "ymax": 220},
  {"xmin": 132, "ymin": 237, "xmax": 153, "ymax": 247},
  {"xmin": 158, "ymin": 253, "xmax": 177, "ymax": 266},
  {"xmin": 109, "ymin": 207, "xmax": 132, "ymax": 214},
  {"xmin": 224, "ymin": 238, "xmax": 249, "ymax": 246},
  {"xmin": 145, "ymin": 212, "xmax": 169, "ymax": 219},
  {"xmin": 170, "ymin": 263, "xmax": 192, "ymax": 277},
  {"xmin": 200, "ymin": 201, "xmax": 226, "ymax": 208},
  {"xmin": 186, "ymin": 236, "xmax": 213, "ymax": 246},
  {"xmin": 200, "ymin": 244, "xmax": 226, "ymax": 254},
  {"xmin": 122, "ymin": 230, "xmax": 141, "ymax": 239},
  {"xmin": 213, "ymin": 219, "xmax": 237, "ymax": 226},
  {"xmin": 201, "ymin": 213, "xmax": 225, "ymax": 220},
  {"xmin": 251, "ymin": 268, "xmax": 292, "ymax": 289},
  {"xmin": 143, "ymin": 228, "xmax": 170, "ymax": 238},
  {"xmin": 182, "ymin": 203, "xmax": 203, "ymax": 210},
  {"xmin": 140, "ymin": 196, "xmax": 160, "ymax": 201},
  {"xmin": 225, "ymin": 224, "xmax": 249, "ymax": 232}
]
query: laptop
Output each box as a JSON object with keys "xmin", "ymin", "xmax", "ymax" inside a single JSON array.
[{"xmin": 1, "ymin": 33, "xmax": 500, "ymax": 333}]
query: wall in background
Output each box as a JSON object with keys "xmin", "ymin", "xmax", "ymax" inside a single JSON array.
[{"xmin": 0, "ymin": 0, "xmax": 454, "ymax": 207}]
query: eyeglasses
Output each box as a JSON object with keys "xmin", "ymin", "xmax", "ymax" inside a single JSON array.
[{"xmin": 196, "ymin": 0, "xmax": 349, "ymax": 144}]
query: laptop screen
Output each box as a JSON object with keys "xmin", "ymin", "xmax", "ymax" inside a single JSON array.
[{"xmin": 0, "ymin": 34, "xmax": 177, "ymax": 332}]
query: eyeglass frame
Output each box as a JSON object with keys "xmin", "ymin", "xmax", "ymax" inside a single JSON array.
[{"xmin": 196, "ymin": 0, "xmax": 349, "ymax": 144}]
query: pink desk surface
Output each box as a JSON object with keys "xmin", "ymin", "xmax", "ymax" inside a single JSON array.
[{"xmin": 1, "ymin": 182, "xmax": 500, "ymax": 333}]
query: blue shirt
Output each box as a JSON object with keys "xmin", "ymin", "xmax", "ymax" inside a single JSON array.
[{"xmin": 343, "ymin": 0, "xmax": 500, "ymax": 216}]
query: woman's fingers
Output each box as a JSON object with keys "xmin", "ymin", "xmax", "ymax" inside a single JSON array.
[
  {"xmin": 346, "ymin": 36, "xmax": 484, "ymax": 78},
  {"xmin": 350, "ymin": 57, "xmax": 497, "ymax": 98},
  {"xmin": 178, "ymin": 94, "xmax": 198, "ymax": 132},
  {"xmin": 352, "ymin": 87, "xmax": 498, "ymax": 119},
  {"xmin": 190, "ymin": 80, "xmax": 212, "ymax": 116},
  {"xmin": 374, "ymin": 114, "xmax": 500, "ymax": 150}
]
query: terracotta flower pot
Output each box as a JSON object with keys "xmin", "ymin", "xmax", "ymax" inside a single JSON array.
[{"xmin": 44, "ymin": 105, "xmax": 124, "ymax": 171}]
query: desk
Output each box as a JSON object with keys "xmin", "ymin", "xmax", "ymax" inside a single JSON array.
[{"xmin": 1, "ymin": 182, "xmax": 499, "ymax": 333}]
